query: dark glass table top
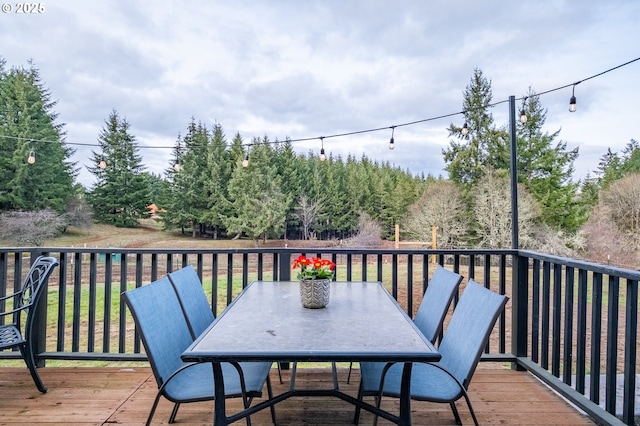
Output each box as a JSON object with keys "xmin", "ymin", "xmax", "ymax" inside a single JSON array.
[{"xmin": 182, "ymin": 281, "xmax": 440, "ymax": 364}]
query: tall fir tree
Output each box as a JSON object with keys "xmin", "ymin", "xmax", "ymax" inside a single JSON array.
[
  {"xmin": 86, "ymin": 110, "xmax": 150, "ymax": 227},
  {"xmin": 492, "ymin": 90, "xmax": 582, "ymax": 231},
  {"xmin": 443, "ymin": 68, "xmax": 502, "ymax": 190},
  {"xmin": 171, "ymin": 119, "xmax": 212, "ymax": 237},
  {"xmin": 224, "ymin": 137, "xmax": 288, "ymax": 243},
  {"xmin": 203, "ymin": 123, "xmax": 232, "ymax": 238},
  {"xmin": 0, "ymin": 59, "xmax": 76, "ymax": 212},
  {"xmin": 161, "ymin": 135, "xmax": 193, "ymax": 232}
]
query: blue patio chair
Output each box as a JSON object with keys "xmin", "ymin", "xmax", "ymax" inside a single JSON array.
[
  {"xmin": 122, "ymin": 276, "xmax": 276, "ymax": 426},
  {"xmin": 413, "ymin": 265, "xmax": 464, "ymax": 343},
  {"xmin": 346, "ymin": 265, "xmax": 463, "ymax": 384},
  {"xmin": 354, "ymin": 279, "xmax": 508, "ymax": 426},
  {"xmin": 167, "ymin": 265, "xmax": 215, "ymax": 339},
  {"xmin": 0, "ymin": 256, "xmax": 58, "ymax": 393},
  {"xmin": 168, "ymin": 265, "xmax": 285, "ymax": 385}
]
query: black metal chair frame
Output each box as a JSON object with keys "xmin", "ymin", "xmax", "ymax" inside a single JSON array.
[{"xmin": 0, "ymin": 256, "xmax": 59, "ymax": 393}]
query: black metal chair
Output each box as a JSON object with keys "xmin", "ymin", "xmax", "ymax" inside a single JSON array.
[{"xmin": 0, "ymin": 256, "xmax": 59, "ymax": 393}]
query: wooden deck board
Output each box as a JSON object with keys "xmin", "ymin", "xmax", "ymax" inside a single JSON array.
[{"xmin": 0, "ymin": 365, "xmax": 596, "ymax": 425}]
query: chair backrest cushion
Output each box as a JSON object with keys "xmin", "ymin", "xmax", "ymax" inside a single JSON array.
[
  {"xmin": 167, "ymin": 265, "xmax": 215, "ymax": 339},
  {"xmin": 437, "ymin": 279, "xmax": 508, "ymax": 388},
  {"xmin": 122, "ymin": 276, "xmax": 194, "ymax": 387},
  {"xmin": 413, "ymin": 265, "xmax": 463, "ymax": 342}
]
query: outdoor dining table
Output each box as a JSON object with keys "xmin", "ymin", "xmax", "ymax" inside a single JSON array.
[{"xmin": 181, "ymin": 280, "xmax": 441, "ymax": 426}]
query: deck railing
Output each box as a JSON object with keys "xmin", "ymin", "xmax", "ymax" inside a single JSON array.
[{"xmin": 0, "ymin": 247, "xmax": 636, "ymax": 424}]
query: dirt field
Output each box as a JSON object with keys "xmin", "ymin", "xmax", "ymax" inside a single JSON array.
[{"xmin": 22, "ymin": 219, "xmax": 344, "ymax": 250}]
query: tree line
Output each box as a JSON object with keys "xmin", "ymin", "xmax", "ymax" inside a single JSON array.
[
  {"xmin": 89, "ymin": 111, "xmax": 429, "ymax": 243},
  {"xmin": 1, "ymin": 59, "xmax": 638, "ymax": 266}
]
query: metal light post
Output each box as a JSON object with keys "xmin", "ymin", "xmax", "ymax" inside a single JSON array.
[
  {"xmin": 509, "ymin": 95, "xmax": 528, "ymax": 367},
  {"xmin": 509, "ymin": 95, "xmax": 519, "ymax": 249}
]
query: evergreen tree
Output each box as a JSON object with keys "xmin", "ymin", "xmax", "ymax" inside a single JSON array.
[
  {"xmin": 174, "ymin": 119, "xmax": 212, "ymax": 237},
  {"xmin": 323, "ymin": 156, "xmax": 353, "ymax": 239},
  {"xmin": 86, "ymin": 110, "xmax": 150, "ymax": 227},
  {"xmin": 0, "ymin": 60, "xmax": 76, "ymax": 212},
  {"xmin": 224, "ymin": 137, "xmax": 288, "ymax": 244},
  {"xmin": 583, "ymin": 139, "xmax": 640, "ymax": 210},
  {"xmin": 203, "ymin": 123, "xmax": 232, "ymax": 238},
  {"xmin": 161, "ymin": 135, "xmax": 193, "ymax": 232},
  {"xmin": 274, "ymin": 139, "xmax": 300, "ymax": 239},
  {"xmin": 514, "ymin": 91, "xmax": 581, "ymax": 231},
  {"xmin": 443, "ymin": 68, "xmax": 501, "ymax": 189}
]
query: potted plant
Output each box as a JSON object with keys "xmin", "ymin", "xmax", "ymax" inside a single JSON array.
[{"xmin": 292, "ymin": 255, "xmax": 336, "ymax": 308}]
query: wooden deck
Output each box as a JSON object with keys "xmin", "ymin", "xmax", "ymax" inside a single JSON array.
[{"xmin": 0, "ymin": 364, "xmax": 596, "ymax": 425}]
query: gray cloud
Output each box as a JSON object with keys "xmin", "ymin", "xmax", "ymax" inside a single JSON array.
[{"xmin": 1, "ymin": 0, "xmax": 638, "ymax": 185}]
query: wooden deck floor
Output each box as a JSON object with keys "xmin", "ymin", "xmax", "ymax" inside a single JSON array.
[{"xmin": 0, "ymin": 364, "xmax": 596, "ymax": 425}]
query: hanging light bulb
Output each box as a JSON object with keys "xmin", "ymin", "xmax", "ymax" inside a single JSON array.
[
  {"xmin": 519, "ymin": 97, "xmax": 528, "ymax": 124},
  {"xmin": 569, "ymin": 84, "xmax": 577, "ymax": 112},
  {"xmin": 242, "ymin": 153, "xmax": 249, "ymax": 168},
  {"xmin": 99, "ymin": 157, "xmax": 107, "ymax": 169},
  {"xmin": 461, "ymin": 123, "xmax": 469, "ymax": 136},
  {"xmin": 319, "ymin": 137, "xmax": 326, "ymax": 161},
  {"xmin": 388, "ymin": 126, "xmax": 395, "ymax": 150},
  {"xmin": 27, "ymin": 150, "xmax": 36, "ymax": 164},
  {"xmin": 520, "ymin": 109, "xmax": 527, "ymax": 124},
  {"xmin": 173, "ymin": 140, "xmax": 182, "ymax": 171}
]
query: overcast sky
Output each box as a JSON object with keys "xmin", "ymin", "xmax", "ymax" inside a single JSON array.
[{"xmin": 1, "ymin": 1, "xmax": 639, "ymax": 186}]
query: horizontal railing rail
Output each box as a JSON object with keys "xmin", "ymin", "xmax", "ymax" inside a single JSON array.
[{"xmin": 0, "ymin": 246, "xmax": 637, "ymax": 424}]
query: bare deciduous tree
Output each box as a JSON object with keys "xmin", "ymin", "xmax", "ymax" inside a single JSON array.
[
  {"xmin": 0, "ymin": 209, "xmax": 68, "ymax": 246},
  {"xmin": 341, "ymin": 212, "xmax": 382, "ymax": 248},
  {"xmin": 403, "ymin": 181, "xmax": 468, "ymax": 248},
  {"xmin": 583, "ymin": 173, "xmax": 640, "ymax": 267},
  {"xmin": 473, "ymin": 170, "xmax": 539, "ymax": 249},
  {"xmin": 64, "ymin": 197, "xmax": 94, "ymax": 230},
  {"xmin": 293, "ymin": 195, "xmax": 322, "ymax": 240}
]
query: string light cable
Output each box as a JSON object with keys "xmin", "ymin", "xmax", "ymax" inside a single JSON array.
[{"xmin": 3, "ymin": 56, "xmax": 638, "ymax": 159}]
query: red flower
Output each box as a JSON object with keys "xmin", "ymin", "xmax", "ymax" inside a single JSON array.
[{"xmin": 292, "ymin": 255, "xmax": 336, "ymax": 280}]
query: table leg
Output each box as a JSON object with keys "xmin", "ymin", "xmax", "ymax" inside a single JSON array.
[
  {"xmin": 398, "ymin": 363, "xmax": 413, "ymax": 426},
  {"xmin": 211, "ymin": 362, "xmax": 228, "ymax": 426}
]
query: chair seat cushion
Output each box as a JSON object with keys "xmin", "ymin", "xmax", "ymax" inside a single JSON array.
[
  {"xmin": 163, "ymin": 361, "xmax": 273, "ymax": 402},
  {"xmin": 360, "ymin": 361, "xmax": 464, "ymax": 402},
  {"xmin": 0, "ymin": 324, "xmax": 25, "ymax": 350}
]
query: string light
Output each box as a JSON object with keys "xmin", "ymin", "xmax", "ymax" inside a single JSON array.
[
  {"xmin": 520, "ymin": 110, "xmax": 527, "ymax": 123},
  {"xmin": 27, "ymin": 150, "xmax": 36, "ymax": 164},
  {"xmin": 569, "ymin": 84, "xmax": 577, "ymax": 112},
  {"xmin": 319, "ymin": 137, "xmax": 326, "ymax": 161},
  {"xmin": 173, "ymin": 140, "xmax": 182, "ymax": 171},
  {"xmin": 388, "ymin": 126, "xmax": 395, "ymax": 150},
  {"xmin": 3, "ymin": 57, "xmax": 638, "ymax": 164},
  {"xmin": 242, "ymin": 152, "xmax": 249, "ymax": 168},
  {"xmin": 520, "ymin": 97, "xmax": 527, "ymax": 124},
  {"xmin": 461, "ymin": 123, "xmax": 469, "ymax": 136},
  {"xmin": 99, "ymin": 157, "xmax": 107, "ymax": 169}
]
